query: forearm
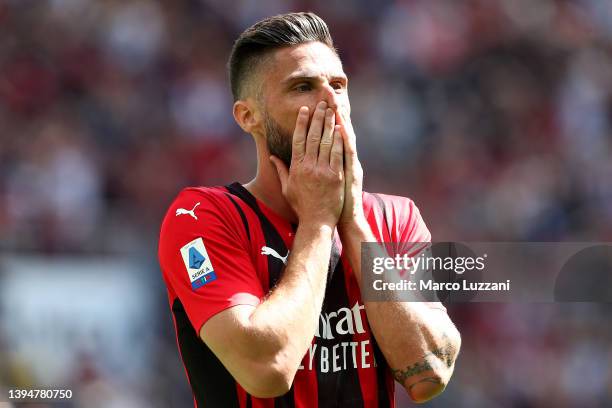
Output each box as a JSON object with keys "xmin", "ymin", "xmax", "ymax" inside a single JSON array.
[
  {"xmin": 247, "ymin": 222, "xmax": 333, "ymax": 370},
  {"xmin": 340, "ymin": 221, "xmax": 461, "ymax": 403}
]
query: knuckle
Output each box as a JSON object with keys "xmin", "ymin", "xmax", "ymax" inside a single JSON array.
[
  {"xmin": 301, "ymin": 164, "xmax": 316, "ymax": 176},
  {"xmin": 324, "ymin": 167, "xmax": 342, "ymax": 180},
  {"xmin": 308, "ymin": 134, "xmax": 321, "ymax": 142}
]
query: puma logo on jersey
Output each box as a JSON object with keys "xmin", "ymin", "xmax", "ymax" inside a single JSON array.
[
  {"xmin": 261, "ymin": 246, "xmax": 289, "ymax": 265},
  {"xmin": 176, "ymin": 202, "xmax": 200, "ymax": 220}
]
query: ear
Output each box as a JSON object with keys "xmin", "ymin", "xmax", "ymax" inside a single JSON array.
[{"xmin": 233, "ymin": 99, "xmax": 262, "ymax": 135}]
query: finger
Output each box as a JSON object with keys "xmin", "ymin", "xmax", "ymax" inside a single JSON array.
[
  {"xmin": 335, "ymin": 109, "xmax": 354, "ymax": 132},
  {"xmin": 317, "ymin": 108, "xmax": 335, "ymax": 166},
  {"xmin": 270, "ymin": 155, "xmax": 289, "ymax": 193},
  {"xmin": 329, "ymin": 125, "xmax": 344, "ymax": 173},
  {"xmin": 304, "ymin": 101, "xmax": 328, "ymax": 162},
  {"xmin": 335, "ymin": 110, "xmax": 357, "ymax": 157},
  {"xmin": 291, "ymin": 106, "xmax": 309, "ymax": 164},
  {"xmin": 339, "ymin": 124, "xmax": 357, "ymax": 184}
]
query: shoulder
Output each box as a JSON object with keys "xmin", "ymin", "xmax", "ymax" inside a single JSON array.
[
  {"xmin": 158, "ymin": 186, "xmax": 239, "ymax": 246},
  {"xmin": 363, "ymin": 191, "xmax": 423, "ymax": 221},
  {"xmin": 170, "ymin": 186, "xmax": 232, "ymax": 213},
  {"xmin": 162, "ymin": 185, "xmax": 235, "ymax": 222},
  {"xmin": 363, "ymin": 191, "xmax": 430, "ymax": 242}
]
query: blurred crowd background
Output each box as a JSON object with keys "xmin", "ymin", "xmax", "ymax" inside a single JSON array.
[{"xmin": 1, "ymin": 0, "xmax": 611, "ymax": 407}]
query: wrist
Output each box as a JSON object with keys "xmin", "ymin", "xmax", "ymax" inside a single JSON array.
[
  {"xmin": 338, "ymin": 215, "xmax": 370, "ymax": 238},
  {"xmin": 297, "ymin": 221, "xmax": 335, "ymax": 238}
]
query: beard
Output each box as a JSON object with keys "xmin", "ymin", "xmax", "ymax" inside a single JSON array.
[{"xmin": 264, "ymin": 112, "xmax": 293, "ymax": 168}]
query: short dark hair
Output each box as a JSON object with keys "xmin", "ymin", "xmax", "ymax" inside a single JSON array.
[{"xmin": 228, "ymin": 12, "xmax": 336, "ymax": 101}]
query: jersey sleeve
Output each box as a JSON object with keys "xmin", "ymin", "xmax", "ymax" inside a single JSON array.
[
  {"xmin": 158, "ymin": 189, "xmax": 264, "ymax": 334},
  {"xmin": 367, "ymin": 193, "xmax": 431, "ymax": 258},
  {"xmin": 396, "ymin": 197, "xmax": 431, "ymax": 257},
  {"xmin": 381, "ymin": 194, "xmax": 446, "ymax": 311}
]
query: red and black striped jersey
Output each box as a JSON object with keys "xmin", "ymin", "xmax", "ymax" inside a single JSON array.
[{"xmin": 158, "ymin": 182, "xmax": 437, "ymax": 408}]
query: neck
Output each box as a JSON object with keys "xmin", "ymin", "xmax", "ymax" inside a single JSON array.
[{"xmin": 244, "ymin": 145, "xmax": 298, "ymax": 224}]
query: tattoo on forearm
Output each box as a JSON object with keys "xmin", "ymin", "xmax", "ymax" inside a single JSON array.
[
  {"xmin": 391, "ymin": 336, "xmax": 457, "ymax": 385},
  {"xmin": 391, "ymin": 358, "xmax": 433, "ymax": 384},
  {"xmin": 429, "ymin": 340, "xmax": 456, "ymax": 369}
]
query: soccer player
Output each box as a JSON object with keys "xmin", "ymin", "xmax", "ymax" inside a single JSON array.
[{"xmin": 158, "ymin": 12, "xmax": 461, "ymax": 407}]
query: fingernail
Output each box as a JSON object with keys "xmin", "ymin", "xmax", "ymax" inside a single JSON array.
[
  {"xmin": 299, "ymin": 106, "xmax": 308, "ymax": 114},
  {"xmin": 326, "ymin": 108, "xmax": 333, "ymax": 117},
  {"xmin": 318, "ymin": 101, "xmax": 327, "ymax": 110}
]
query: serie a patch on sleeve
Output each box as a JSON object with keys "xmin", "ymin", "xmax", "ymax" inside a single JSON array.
[{"xmin": 180, "ymin": 237, "xmax": 217, "ymax": 290}]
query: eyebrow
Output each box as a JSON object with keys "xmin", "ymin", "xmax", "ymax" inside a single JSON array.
[{"xmin": 282, "ymin": 73, "xmax": 348, "ymax": 85}]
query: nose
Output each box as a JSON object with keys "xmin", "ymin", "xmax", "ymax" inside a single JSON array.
[{"xmin": 321, "ymin": 83, "xmax": 340, "ymax": 111}]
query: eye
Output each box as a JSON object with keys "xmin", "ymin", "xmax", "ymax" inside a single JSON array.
[
  {"xmin": 331, "ymin": 81, "xmax": 346, "ymax": 91},
  {"xmin": 294, "ymin": 83, "xmax": 312, "ymax": 92}
]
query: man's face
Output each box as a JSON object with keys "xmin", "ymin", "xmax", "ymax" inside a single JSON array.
[{"xmin": 259, "ymin": 41, "xmax": 350, "ymax": 167}]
